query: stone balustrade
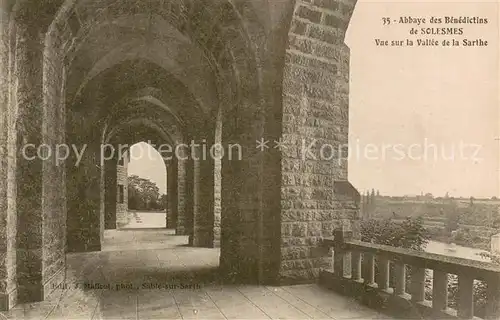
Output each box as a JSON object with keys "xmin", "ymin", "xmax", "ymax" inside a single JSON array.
[{"xmin": 319, "ymin": 229, "xmax": 500, "ymax": 320}]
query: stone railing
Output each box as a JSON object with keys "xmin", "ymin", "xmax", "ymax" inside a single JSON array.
[{"xmin": 319, "ymin": 229, "xmax": 500, "ymax": 320}]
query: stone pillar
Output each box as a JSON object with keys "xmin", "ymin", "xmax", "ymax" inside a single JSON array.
[
  {"xmin": 193, "ymin": 152, "xmax": 215, "ymax": 247},
  {"xmin": 279, "ymin": 0, "xmax": 359, "ymax": 283},
  {"xmin": 166, "ymin": 161, "xmax": 178, "ymax": 229},
  {"xmin": 213, "ymin": 156, "xmax": 221, "ymax": 248},
  {"xmin": 8, "ymin": 17, "xmax": 67, "ymax": 303},
  {"xmin": 115, "ymin": 151, "xmax": 128, "ymax": 228},
  {"xmin": 218, "ymin": 106, "xmax": 282, "ymax": 285},
  {"xmin": 66, "ymin": 145, "xmax": 103, "ymax": 252},
  {"xmin": 165, "ymin": 161, "xmax": 171, "ymax": 228},
  {"xmin": 0, "ymin": 10, "xmax": 16, "ymax": 311},
  {"xmin": 14, "ymin": 22, "xmax": 45, "ymax": 304},
  {"xmin": 104, "ymin": 158, "xmax": 117, "ymax": 229},
  {"xmin": 213, "ymin": 117, "xmax": 222, "ymax": 248},
  {"xmin": 176, "ymin": 150, "xmax": 194, "ymax": 241}
]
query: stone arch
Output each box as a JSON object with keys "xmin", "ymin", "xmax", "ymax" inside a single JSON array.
[
  {"xmin": 66, "ymin": 88, "xmax": 186, "ymax": 247},
  {"xmin": 103, "ymin": 118, "xmax": 176, "ymax": 232},
  {"xmin": 0, "ymin": 0, "xmax": 363, "ymax": 310},
  {"xmin": 105, "ymin": 139, "xmax": 169, "ymax": 230},
  {"xmin": 43, "ymin": 0, "xmax": 288, "ymax": 287}
]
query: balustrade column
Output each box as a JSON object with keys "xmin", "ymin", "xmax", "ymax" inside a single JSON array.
[
  {"xmin": 363, "ymin": 253, "xmax": 375, "ymax": 285},
  {"xmin": 378, "ymin": 257, "xmax": 390, "ymax": 291},
  {"xmin": 410, "ymin": 267, "xmax": 426, "ymax": 302},
  {"xmin": 394, "ymin": 263, "xmax": 406, "ymax": 295},
  {"xmin": 485, "ymin": 275, "xmax": 500, "ymax": 320},
  {"xmin": 333, "ymin": 250, "xmax": 345, "ymax": 278},
  {"xmin": 351, "ymin": 251, "xmax": 361, "ymax": 281},
  {"xmin": 457, "ymin": 273, "xmax": 474, "ymax": 319},
  {"xmin": 432, "ymin": 270, "xmax": 448, "ymax": 312}
]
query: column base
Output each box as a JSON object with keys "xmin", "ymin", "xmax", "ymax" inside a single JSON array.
[
  {"xmin": 104, "ymin": 223, "xmax": 116, "ymax": 230},
  {"xmin": 0, "ymin": 288, "xmax": 17, "ymax": 311},
  {"xmin": 15, "ymin": 265, "xmax": 66, "ymax": 306},
  {"xmin": 193, "ymin": 229, "xmax": 214, "ymax": 248},
  {"xmin": 42, "ymin": 266, "xmax": 66, "ymax": 300},
  {"xmin": 17, "ymin": 282, "xmax": 43, "ymax": 304}
]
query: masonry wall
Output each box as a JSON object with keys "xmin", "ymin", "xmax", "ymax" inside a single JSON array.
[
  {"xmin": 116, "ymin": 153, "xmax": 129, "ymax": 228},
  {"xmin": 280, "ymin": 0, "xmax": 358, "ymax": 283}
]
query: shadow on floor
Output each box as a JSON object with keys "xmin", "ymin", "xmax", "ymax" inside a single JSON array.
[{"xmin": 0, "ymin": 228, "xmax": 392, "ymax": 320}]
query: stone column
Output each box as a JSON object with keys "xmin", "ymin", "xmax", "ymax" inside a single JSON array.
[
  {"xmin": 14, "ymin": 22, "xmax": 45, "ymax": 304},
  {"xmin": 279, "ymin": 0, "xmax": 359, "ymax": 284},
  {"xmin": 115, "ymin": 151, "xmax": 128, "ymax": 228},
  {"xmin": 192, "ymin": 150, "xmax": 215, "ymax": 247},
  {"xmin": 104, "ymin": 157, "xmax": 117, "ymax": 229},
  {"xmin": 213, "ymin": 118, "xmax": 222, "ymax": 248},
  {"xmin": 66, "ymin": 144, "xmax": 103, "ymax": 252},
  {"xmin": 213, "ymin": 156, "xmax": 221, "ymax": 248},
  {"xmin": 0, "ymin": 10, "xmax": 15, "ymax": 311},
  {"xmin": 9, "ymin": 19, "xmax": 66, "ymax": 303},
  {"xmin": 166, "ymin": 160, "xmax": 178, "ymax": 229},
  {"xmin": 176, "ymin": 149, "xmax": 194, "ymax": 242},
  {"xmin": 218, "ymin": 107, "xmax": 282, "ymax": 285}
]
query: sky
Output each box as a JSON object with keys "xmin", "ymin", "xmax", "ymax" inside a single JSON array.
[
  {"xmin": 346, "ymin": 0, "xmax": 499, "ymax": 198},
  {"xmin": 128, "ymin": 142, "xmax": 167, "ymax": 194},
  {"xmin": 129, "ymin": 0, "xmax": 499, "ymax": 198}
]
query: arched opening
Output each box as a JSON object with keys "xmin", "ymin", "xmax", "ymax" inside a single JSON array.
[
  {"xmin": 123, "ymin": 142, "xmax": 167, "ymax": 229},
  {"xmin": 3, "ymin": 0, "xmax": 291, "ymax": 306},
  {"xmin": 0, "ymin": 0, "xmax": 365, "ymax": 314}
]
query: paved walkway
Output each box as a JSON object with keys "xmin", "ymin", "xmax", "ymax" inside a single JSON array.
[
  {"xmin": 1, "ymin": 218, "xmax": 391, "ymax": 319},
  {"xmin": 124, "ymin": 211, "xmax": 167, "ymax": 229}
]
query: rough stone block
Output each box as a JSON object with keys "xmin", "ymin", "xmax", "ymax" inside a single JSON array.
[{"xmin": 297, "ymin": 6, "xmax": 322, "ymax": 23}]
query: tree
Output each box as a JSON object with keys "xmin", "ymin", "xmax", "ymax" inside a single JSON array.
[
  {"xmin": 493, "ymin": 218, "xmax": 500, "ymax": 229},
  {"xmin": 444, "ymin": 210, "xmax": 460, "ymax": 236},
  {"xmin": 127, "ymin": 175, "xmax": 161, "ymax": 211},
  {"xmin": 159, "ymin": 194, "xmax": 167, "ymax": 210},
  {"xmin": 128, "ymin": 185, "xmax": 140, "ymax": 210},
  {"xmin": 361, "ymin": 216, "xmax": 429, "ymax": 250}
]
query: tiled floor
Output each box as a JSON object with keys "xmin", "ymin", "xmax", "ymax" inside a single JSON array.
[{"xmin": 1, "ymin": 213, "xmax": 392, "ymax": 319}]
